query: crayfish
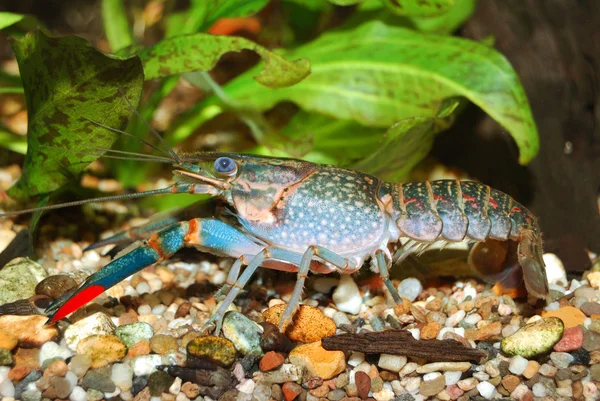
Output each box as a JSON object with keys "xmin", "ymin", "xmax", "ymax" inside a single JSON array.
[{"xmin": 2, "ymin": 147, "xmax": 549, "ymax": 333}]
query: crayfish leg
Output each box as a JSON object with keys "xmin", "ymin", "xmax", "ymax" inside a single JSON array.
[{"xmin": 518, "ymin": 228, "xmax": 550, "ymax": 300}]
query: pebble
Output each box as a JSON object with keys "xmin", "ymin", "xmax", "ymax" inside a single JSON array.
[
  {"xmin": 148, "ymin": 371, "xmax": 174, "ymax": 396},
  {"xmin": 263, "ymin": 304, "xmax": 336, "ymax": 343},
  {"xmin": 397, "ymin": 278, "xmax": 423, "ymax": 302},
  {"xmin": 580, "ymin": 301, "xmax": 600, "ymax": 316},
  {"xmin": 259, "ymin": 351, "xmax": 284, "ymax": 372},
  {"xmin": 0, "ymin": 257, "xmax": 47, "ymax": 305},
  {"xmin": 543, "ymin": 253, "xmax": 567, "ymax": 285},
  {"xmin": 68, "ymin": 355, "xmax": 92, "ymax": 378},
  {"xmin": 583, "ymin": 328, "xmax": 600, "ymax": 351},
  {"xmin": 222, "ymin": 311, "xmax": 263, "ymax": 356},
  {"xmin": 501, "ymin": 317, "xmax": 564, "ymax": 358},
  {"xmin": 416, "ymin": 362, "xmax": 471, "ymax": 373},
  {"xmin": 70, "ymin": 386, "xmax": 86, "ymax": 401},
  {"xmin": 355, "ymin": 371, "xmax": 370, "ymax": 398},
  {"xmin": 132, "ymin": 354, "xmax": 162, "ymax": 376},
  {"xmin": 542, "ymin": 306, "xmax": 586, "ymax": 328},
  {"xmin": 522, "ymin": 360, "xmax": 539, "ymax": 379},
  {"xmin": 550, "ymin": 352, "xmax": 574, "ymax": 368},
  {"xmin": 288, "ymin": 341, "xmax": 345, "ymax": 380},
  {"xmin": 64, "ymin": 312, "xmax": 116, "ymax": 350},
  {"xmin": 553, "ymin": 326, "xmax": 583, "ymax": 352},
  {"xmin": 444, "ymin": 371, "xmax": 462, "ymax": 386},
  {"xmin": 39, "ymin": 341, "xmax": 72, "ymax": 365},
  {"xmin": 377, "ymin": 354, "xmax": 407, "ymax": 372},
  {"xmin": 5, "ymin": 316, "xmax": 57, "ymax": 351},
  {"xmin": 149, "ymin": 334, "xmax": 178, "ymax": 355},
  {"xmin": 372, "ymin": 387, "xmax": 394, "ymax": 401},
  {"xmin": 532, "ymin": 382, "xmax": 547, "ymax": 397},
  {"xmin": 81, "ymin": 369, "xmax": 116, "ymax": 393},
  {"xmin": 445, "ymin": 310, "xmax": 465, "ymax": 327},
  {"xmin": 0, "ymin": 331, "xmax": 17, "ymax": 351},
  {"xmin": 476, "ymin": 381, "xmax": 496, "ymax": 399},
  {"xmin": 419, "ymin": 375, "xmax": 444, "ymax": 397},
  {"xmin": 115, "ymin": 322, "xmax": 154, "ymax": 348},
  {"xmin": 282, "ymin": 382, "xmax": 303, "ymax": 401},
  {"xmin": 0, "ymin": 349, "xmax": 12, "ymax": 365},
  {"xmin": 508, "ymin": 355, "xmax": 528, "ymax": 375},
  {"xmin": 112, "ymin": 363, "xmax": 133, "ymax": 391},
  {"xmin": 76, "ymin": 335, "xmax": 127, "ymax": 368},
  {"xmin": 332, "ymin": 274, "xmax": 362, "ymax": 314},
  {"xmin": 186, "ymin": 336, "xmax": 237, "ymax": 367}
]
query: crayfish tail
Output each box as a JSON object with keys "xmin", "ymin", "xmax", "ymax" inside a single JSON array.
[{"xmin": 518, "ymin": 228, "xmax": 550, "ymax": 301}]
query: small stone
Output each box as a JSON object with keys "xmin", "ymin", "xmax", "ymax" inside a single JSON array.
[
  {"xmin": 260, "ymin": 322, "xmax": 293, "ymax": 353},
  {"xmin": 112, "ymin": 363, "xmax": 133, "ymax": 391},
  {"xmin": 542, "ymin": 306, "xmax": 586, "ymax": 328},
  {"xmin": 465, "ymin": 321, "xmax": 502, "ymax": 341},
  {"xmin": 169, "ymin": 376, "xmax": 182, "ymax": 395},
  {"xmin": 148, "ymin": 371, "xmax": 174, "ymax": 396},
  {"xmin": 416, "ymin": 362, "xmax": 471, "ymax": 373},
  {"xmin": 532, "ymin": 382, "xmax": 547, "ymax": 397},
  {"xmin": 476, "ymin": 381, "xmax": 496, "ymax": 399},
  {"xmin": 52, "ymin": 376, "xmax": 73, "ymax": 398},
  {"xmin": 0, "ymin": 257, "xmax": 47, "ymax": 305},
  {"xmin": 263, "ymin": 304, "xmax": 336, "ymax": 343},
  {"xmin": 332, "ymin": 274, "xmax": 362, "ymax": 314},
  {"xmin": 538, "ymin": 363, "xmax": 557, "ymax": 377},
  {"xmin": 377, "ymin": 354, "xmax": 406, "ymax": 373},
  {"xmin": 149, "ymin": 334, "xmax": 178, "ymax": 355},
  {"xmin": 583, "ymin": 328, "xmax": 600, "ymax": 351},
  {"xmin": 181, "ymin": 382, "xmax": 199, "ymax": 398},
  {"xmin": 553, "ymin": 326, "xmax": 583, "ymax": 352},
  {"xmin": 508, "ymin": 356, "xmax": 528, "ymax": 375},
  {"xmin": 133, "ymin": 354, "xmax": 162, "ymax": 376},
  {"xmin": 419, "ymin": 375, "xmax": 444, "ymax": 397},
  {"xmin": 128, "ymin": 339, "xmax": 151, "ymax": 357},
  {"xmin": 45, "ymin": 359, "xmax": 68, "ymax": 377},
  {"xmin": 70, "ymin": 386, "xmax": 87, "ymax": 401},
  {"xmin": 0, "ymin": 315, "xmax": 58, "ymax": 347},
  {"xmin": 116, "ymin": 322, "xmax": 154, "ymax": 348},
  {"xmin": 570, "ymin": 348, "xmax": 590, "ymax": 364},
  {"xmin": 76, "ymin": 334, "xmax": 127, "ymax": 368},
  {"xmin": 355, "ymin": 371, "xmax": 370, "ymax": 398},
  {"xmin": 550, "ymin": 352, "xmax": 574, "ymax": 369},
  {"xmin": 420, "ymin": 322, "xmax": 442, "ymax": 340},
  {"xmin": 0, "ymin": 348, "xmax": 12, "ymax": 365},
  {"xmin": 86, "ymin": 388, "xmax": 104, "ymax": 401},
  {"xmin": 457, "ymin": 377, "xmax": 478, "ymax": 391},
  {"xmin": 39, "ymin": 341, "xmax": 73, "ymax": 365},
  {"xmin": 501, "ymin": 317, "xmax": 564, "ymax": 358},
  {"xmin": 0, "ymin": 331, "xmax": 17, "ymax": 351},
  {"xmin": 259, "ymin": 351, "xmax": 284, "ymax": 372},
  {"xmin": 222, "ymin": 311, "xmax": 263, "ymax": 356},
  {"xmin": 69, "ymin": 355, "xmax": 92, "ymax": 378},
  {"xmin": 397, "ymin": 278, "xmax": 423, "ymax": 302},
  {"xmin": 35, "ymin": 275, "xmax": 77, "ymax": 300},
  {"xmin": 186, "ymin": 336, "xmax": 237, "ymax": 367},
  {"xmin": 64, "ymin": 312, "xmax": 116, "ymax": 350},
  {"xmin": 372, "ymin": 388, "xmax": 394, "ymax": 401},
  {"xmin": 522, "ymin": 360, "xmax": 539, "ymax": 379},
  {"xmin": 82, "ymin": 369, "xmax": 116, "ymax": 393},
  {"xmin": 580, "ymin": 302, "xmax": 600, "ymax": 316},
  {"xmin": 501, "ymin": 375, "xmax": 519, "ymax": 393},
  {"xmin": 282, "ymin": 381, "xmax": 303, "ymax": 401},
  {"xmin": 590, "ymin": 364, "xmax": 600, "ymax": 381},
  {"xmin": 288, "ymin": 341, "xmax": 345, "ymax": 380},
  {"xmin": 445, "ymin": 310, "xmax": 465, "ymax": 327}
]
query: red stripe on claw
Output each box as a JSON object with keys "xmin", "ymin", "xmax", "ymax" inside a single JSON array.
[{"xmin": 48, "ymin": 285, "xmax": 105, "ymax": 323}]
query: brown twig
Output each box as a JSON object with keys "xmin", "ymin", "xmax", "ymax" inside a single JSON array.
[{"xmin": 321, "ymin": 329, "xmax": 487, "ymax": 363}]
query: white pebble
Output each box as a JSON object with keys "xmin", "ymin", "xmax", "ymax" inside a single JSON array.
[
  {"xmin": 348, "ymin": 352, "xmax": 365, "ymax": 367},
  {"xmin": 176, "ymin": 393, "xmax": 190, "ymax": 401},
  {"xmin": 70, "ymin": 386, "xmax": 87, "ymax": 401},
  {"xmin": 135, "ymin": 282, "xmax": 150, "ymax": 295},
  {"xmin": 397, "ymin": 278, "xmax": 423, "ymax": 302},
  {"xmin": 0, "ymin": 379, "xmax": 14, "ymax": 397},
  {"xmin": 332, "ymin": 311, "xmax": 351, "ymax": 326},
  {"xmin": 137, "ymin": 304, "xmax": 152, "ymax": 316},
  {"xmin": 133, "ymin": 355, "xmax": 162, "ymax": 376},
  {"xmin": 498, "ymin": 303, "xmax": 512, "ymax": 316},
  {"xmin": 476, "ymin": 381, "xmax": 496, "ymax": 399},
  {"xmin": 151, "ymin": 304, "xmax": 167, "ymax": 315},
  {"xmin": 332, "ymin": 274, "xmax": 362, "ymax": 314},
  {"xmin": 210, "ymin": 270, "xmax": 226, "ymax": 286},
  {"xmin": 378, "ymin": 354, "xmax": 407, "ymax": 372},
  {"xmin": 65, "ymin": 371, "xmax": 78, "ymax": 389},
  {"xmin": 444, "ymin": 371, "xmax": 462, "ymax": 386},
  {"xmin": 236, "ymin": 378, "xmax": 255, "ymax": 394},
  {"xmin": 373, "ymin": 388, "xmax": 394, "ymax": 401},
  {"xmin": 509, "ymin": 355, "xmax": 528, "ymax": 375},
  {"xmin": 463, "ymin": 313, "xmax": 482, "ymax": 325},
  {"xmin": 423, "ymin": 372, "xmax": 441, "ymax": 381},
  {"xmin": 63, "ymin": 312, "xmax": 116, "ymax": 350},
  {"xmin": 112, "ymin": 363, "xmax": 133, "ymax": 391},
  {"xmin": 544, "ymin": 301, "xmax": 560, "ymax": 311},
  {"xmin": 39, "ymin": 341, "xmax": 73, "ymax": 364},
  {"xmin": 463, "ymin": 284, "xmax": 477, "ymax": 300},
  {"xmin": 148, "ymin": 277, "xmax": 163, "ymax": 292},
  {"xmin": 543, "ymin": 253, "xmax": 567, "ymax": 285},
  {"xmin": 532, "ymin": 383, "xmax": 547, "ymax": 397},
  {"xmin": 502, "ymin": 324, "xmax": 519, "ymax": 338},
  {"xmin": 169, "ymin": 377, "xmax": 182, "ymax": 395},
  {"xmin": 313, "ymin": 277, "xmax": 339, "ymax": 293},
  {"xmin": 105, "ymin": 387, "xmax": 121, "ymax": 399},
  {"xmin": 407, "ymin": 328, "xmax": 420, "ymax": 340},
  {"xmin": 445, "ymin": 310, "xmax": 465, "ymax": 327}
]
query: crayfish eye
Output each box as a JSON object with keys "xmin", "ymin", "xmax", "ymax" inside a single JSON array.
[{"xmin": 214, "ymin": 157, "xmax": 237, "ymax": 176}]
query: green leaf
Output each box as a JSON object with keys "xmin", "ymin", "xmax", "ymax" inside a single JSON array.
[
  {"xmin": 380, "ymin": 0, "xmax": 455, "ymax": 16},
  {"xmin": 7, "ymin": 31, "xmax": 144, "ymax": 200},
  {"xmin": 221, "ymin": 21, "xmax": 539, "ymax": 164},
  {"xmin": 328, "ymin": 0, "xmax": 365, "ymax": 5},
  {"xmin": 138, "ymin": 33, "xmax": 310, "ymax": 88},
  {"xmin": 165, "ymin": 0, "xmax": 270, "ymax": 37},
  {"xmin": 0, "ymin": 12, "xmax": 38, "ymax": 31},
  {"xmin": 101, "ymin": 0, "xmax": 135, "ymax": 53},
  {"xmin": 352, "ymin": 98, "xmax": 460, "ymax": 181},
  {"xmin": 0, "ymin": 127, "xmax": 27, "ymax": 154}
]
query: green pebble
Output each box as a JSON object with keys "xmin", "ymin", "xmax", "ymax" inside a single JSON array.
[
  {"xmin": 148, "ymin": 371, "xmax": 175, "ymax": 396},
  {"xmin": 501, "ymin": 317, "xmax": 564, "ymax": 358},
  {"xmin": 187, "ymin": 336, "xmax": 237, "ymax": 367},
  {"xmin": 222, "ymin": 311, "xmax": 263, "ymax": 357},
  {"xmin": 115, "ymin": 322, "xmax": 154, "ymax": 347},
  {"xmin": 0, "ymin": 348, "xmax": 12, "ymax": 366}
]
